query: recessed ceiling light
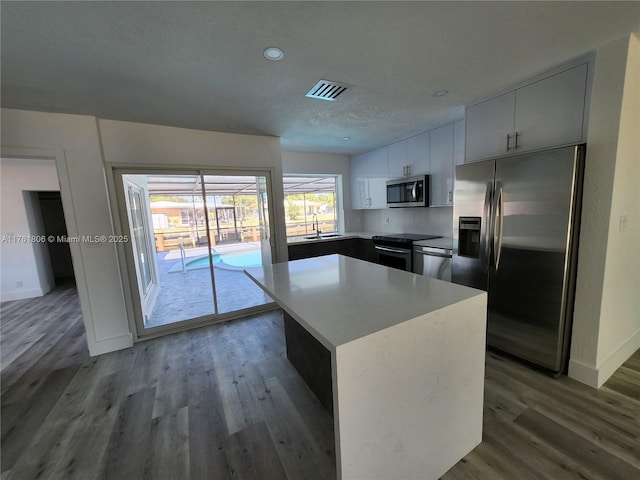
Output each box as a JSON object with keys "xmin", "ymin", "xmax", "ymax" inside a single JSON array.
[
  {"xmin": 432, "ymin": 90, "xmax": 449, "ymax": 97},
  {"xmin": 342, "ymin": 137, "xmax": 351, "ymax": 141},
  {"xmin": 263, "ymin": 47, "xmax": 284, "ymax": 61}
]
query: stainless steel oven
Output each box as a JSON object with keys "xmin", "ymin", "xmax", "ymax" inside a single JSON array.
[
  {"xmin": 372, "ymin": 234, "xmax": 441, "ymax": 272},
  {"xmin": 373, "ymin": 243, "xmax": 413, "ymax": 271}
]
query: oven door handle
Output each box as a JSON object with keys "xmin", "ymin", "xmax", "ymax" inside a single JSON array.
[
  {"xmin": 373, "ymin": 245, "xmax": 411, "ymax": 255},
  {"xmin": 413, "ymin": 249, "xmax": 452, "ymax": 258}
]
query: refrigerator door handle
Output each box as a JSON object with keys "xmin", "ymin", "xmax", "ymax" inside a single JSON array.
[
  {"xmin": 492, "ymin": 181, "xmax": 504, "ymax": 272},
  {"xmin": 482, "ymin": 182, "xmax": 493, "ymax": 273}
]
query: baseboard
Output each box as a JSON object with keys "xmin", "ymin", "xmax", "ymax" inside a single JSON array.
[
  {"xmin": 569, "ymin": 329, "xmax": 640, "ymax": 388},
  {"xmin": 568, "ymin": 358, "xmax": 599, "ymax": 387},
  {"xmin": 87, "ymin": 332, "xmax": 134, "ymax": 357},
  {"xmin": 1, "ymin": 288, "xmax": 45, "ymax": 302},
  {"xmin": 595, "ymin": 330, "xmax": 640, "ymax": 387}
]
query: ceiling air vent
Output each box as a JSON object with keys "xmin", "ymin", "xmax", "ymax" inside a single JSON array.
[{"xmin": 305, "ymin": 80, "xmax": 351, "ymax": 101}]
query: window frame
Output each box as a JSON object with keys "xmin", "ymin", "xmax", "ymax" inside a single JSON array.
[{"xmin": 283, "ymin": 174, "xmax": 341, "ymax": 238}]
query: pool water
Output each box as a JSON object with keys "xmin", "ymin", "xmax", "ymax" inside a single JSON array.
[{"xmin": 186, "ymin": 250, "xmax": 262, "ymax": 270}]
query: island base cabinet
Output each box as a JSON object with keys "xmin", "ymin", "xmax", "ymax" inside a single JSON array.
[
  {"xmin": 283, "ymin": 311, "xmax": 333, "ymax": 415},
  {"xmin": 245, "ymin": 255, "xmax": 487, "ymax": 480},
  {"xmin": 333, "ymin": 293, "xmax": 487, "ymax": 480}
]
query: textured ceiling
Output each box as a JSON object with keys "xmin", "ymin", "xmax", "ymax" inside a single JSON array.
[{"xmin": 1, "ymin": 1, "xmax": 639, "ymax": 155}]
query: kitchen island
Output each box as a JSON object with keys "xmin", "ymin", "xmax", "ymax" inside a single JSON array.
[{"xmin": 245, "ymin": 254, "xmax": 487, "ymax": 480}]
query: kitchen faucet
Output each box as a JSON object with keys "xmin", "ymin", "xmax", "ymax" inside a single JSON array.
[{"xmin": 312, "ymin": 214, "xmax": 321, "ymax": 236}]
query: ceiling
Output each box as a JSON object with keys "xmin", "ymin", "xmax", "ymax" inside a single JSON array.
[{"xmin": 1, "ymin": 1, "xmax": 639, "ymax": 155}]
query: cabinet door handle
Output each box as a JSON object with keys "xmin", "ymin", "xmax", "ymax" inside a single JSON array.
[
  {"xmin": 506, "ymin": 133, "xmax": 512, "ymax": 152},
  {"xmin": 514, "ymin": 132, "xmax": 520, "ymax": 150}
]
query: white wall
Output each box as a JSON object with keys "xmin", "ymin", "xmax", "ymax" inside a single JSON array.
[
  {"xmin": 363, "ymin": 207, "xmax": 453, "ymax": 237},
  {"xmin": 281, "ymin": 150, "xmax": 364, "ymax": 232},
  {"xmin": 1, "ymin": 110, "xmax": 133, "ymax": 356},
  {"xmin": 569, "ymin": 33, "xmax": 640, "ymax": 387},
  {"xmin": 0, "ymin": 158, "xmax": 59, "ymax": 301},
  {"xmin": 1, "ymin": 110, "xmax": 288, "ymax": 356},
  {"xmin": 282, "ymin": 150, "xmax": 350, "ymax": 179},
  {"xmin": 100, "ymin": 120, "xmax": 287, "ymax": 337},
  {"xmin": 99, "ymin": 119, "xmax": 287, "ymax": 262}
]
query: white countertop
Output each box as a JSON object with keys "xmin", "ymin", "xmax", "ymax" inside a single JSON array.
[
  {"xmin": 245, "ymin": 254, "xmax": 483, "ymax": 350},
  {"xmin": 287, "ymin": 231, "xmax": 451, "ymax": 246},
  {"xmin": 287, "ymin": 231, "xmax": 386, "ymax": 245},
  {"xmin": 413, "ymin": 236, "xmax": 453, "ymax": 249}
]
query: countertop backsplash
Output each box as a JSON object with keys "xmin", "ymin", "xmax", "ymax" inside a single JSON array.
[{"xmin": 362, "ymin": 207, "xmax": 453, "ymax": 236}]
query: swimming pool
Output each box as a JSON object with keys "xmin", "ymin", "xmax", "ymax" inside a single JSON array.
[{"xmin": 185, "ymin": 250, "xmax": 262, "ymax": 270}]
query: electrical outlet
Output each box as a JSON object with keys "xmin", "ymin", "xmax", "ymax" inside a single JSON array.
[
  {"xmin": 385, "ymin": 217, "xmax": 390, "ymax": 225},
  {"xmin": 16, "ymin": 280, "xmax": 23, "ymax": 288},
  {"xmin": 619, "ymin": 214, "xmax": 628, "ymax": 233}
]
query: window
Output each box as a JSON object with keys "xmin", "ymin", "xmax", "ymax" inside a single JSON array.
[
  {"xmin": 283, "ymin": 176, "xmax": 338, "ymax": 237},
  {"xmin": 180, "ymin": 210, "xmax": 194, "ymax": 226}
]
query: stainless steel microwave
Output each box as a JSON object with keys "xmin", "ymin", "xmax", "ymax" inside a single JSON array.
[{"xmin": 386, "ymin": 175, "xmax": 429, "ymax": 207}]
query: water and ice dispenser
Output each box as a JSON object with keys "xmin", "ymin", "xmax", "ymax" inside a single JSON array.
[{"xmin": 458, "ymin": 217, "xmax": 481, "ymax": 258}]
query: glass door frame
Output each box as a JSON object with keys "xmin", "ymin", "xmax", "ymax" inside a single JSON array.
[
  {"xmin": 111, "ymin": 166, "xmax": 278, "ymax": 341},
  {"xmin": 122, "ymin": 177, "xmax": 160, "ymax": 325}
]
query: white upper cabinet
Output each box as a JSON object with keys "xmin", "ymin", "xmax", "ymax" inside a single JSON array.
[
  {"xmin": 429, "ymin": 123, "xmax": 454, "ymax": 206},
  {"xmin": 465, "ymin": 91, "xmax": 516, "ymax": 162},
  {"xmin": 465, "ymin": 63, "xmax": 589, "ymax": 162},
  {"xmin": 514, "ymin": 63, "xmax": 588, "ymax": 152},
  {"xmin": 349, "ymin": 123, "xmax": 460, "ymax": 209},
  {"xmin": 389, "ymin": 132, "xmax": 430, "ymax": 179},
  {"xmin": 387, "ymin": 140, "xmax": 408, "ymax": 179},
  {"xmin": 453, "ymin": 120, "xmax": 465, "ymax": 167},
  {"xmin": 406, "ymin": 132, "xmax": 430, "ymax": 176},
  {"xmin": 367, "ymin": 147, "xmax": 389, "ymax": 209},
  {"xmin": 349, "ymin": 148, "xmax": 388, "ymax": 209},
  {"xmin": 350, "ymin": 153, "xmax": 369, "ymax": 209}
]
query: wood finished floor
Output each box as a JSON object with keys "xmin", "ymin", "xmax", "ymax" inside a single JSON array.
[{"xmin": 1, "ymin": 282, "xmax": 639, "ymax": 480}]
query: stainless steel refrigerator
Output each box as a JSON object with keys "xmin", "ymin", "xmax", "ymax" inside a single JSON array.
[{"xmin": 452, "ymin": 144, "xmax": 585, "ymax": 374}]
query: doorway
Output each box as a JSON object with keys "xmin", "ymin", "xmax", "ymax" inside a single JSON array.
[
  {"xmin": 37, "ymin": 192, "xmax": 75, "ymax": 282},
  {"xmin": 114, "ymin": 170, "xmax": 275, "ymax": 336}
]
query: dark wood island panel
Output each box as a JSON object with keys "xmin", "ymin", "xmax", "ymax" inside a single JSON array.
[{"xmin": 283, "ymin": 311, "xmax": 333, "ymax": 415}]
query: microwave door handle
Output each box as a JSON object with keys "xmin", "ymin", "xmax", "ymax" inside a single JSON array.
[{"xmin": 412, "ymin": 181, "xmax": 417, "ymax": 201}]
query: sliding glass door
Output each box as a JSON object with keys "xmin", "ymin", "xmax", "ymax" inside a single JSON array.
[
  {"xmin": 201, "ymin": 175, "xmax": 273, "ymax": 315},
  {"xmin": 122, "ymin": 177, "xmax": 160, "ymax": 324},
  {"xmin": 114, "ymin": 169, "xmax": 275, "ymax": 336}
]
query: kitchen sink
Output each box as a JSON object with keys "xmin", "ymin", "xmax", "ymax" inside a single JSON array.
[{"xmin": 304, "ymin": 233, "xmax": 343, "ymax": 240}]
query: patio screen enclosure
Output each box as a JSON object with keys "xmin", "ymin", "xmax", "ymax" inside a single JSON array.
[{"xmin": 114, "ymin": 171, "xmax": 275, "ymax": 336}]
